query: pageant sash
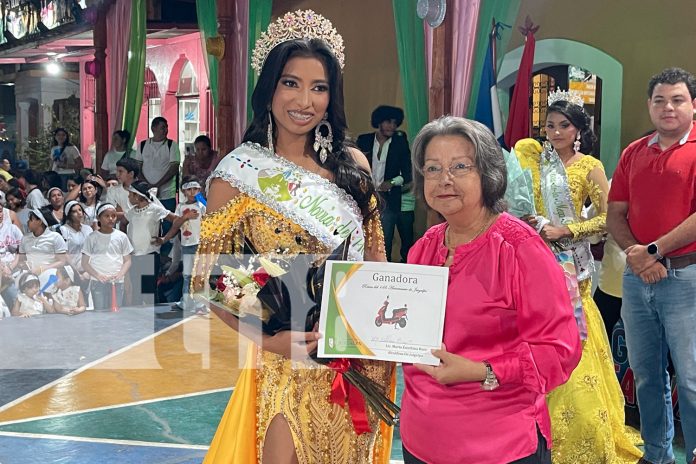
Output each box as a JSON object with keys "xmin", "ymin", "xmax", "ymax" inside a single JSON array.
[
  {"xmin": 210, "ymin": 142, "xmax": 365, "ymax": 260},
  {"xmin": 539, "ymin": 143, "xmax": 595, "ymax": 282}
]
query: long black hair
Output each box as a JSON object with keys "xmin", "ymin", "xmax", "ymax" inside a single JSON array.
[
  {"xmin": 546, "ymin": 101, "xmax": 597, "ymax": 155},
  {"xmin": 243, "ymin": 38, "xmax": 376, "ymax": 218}
]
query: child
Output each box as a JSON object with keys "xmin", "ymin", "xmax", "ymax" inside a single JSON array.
[
  {"xmin": 121, "ymin": 181, "xmax": 188, "ymax": 306},
  {"xmin": 51, "ymin": 266, "xmax": 86, "ymax": 315},
  {"xmin": 81, "ymin": 203, "xmax": 133, "ymax": 310},
  {"xmin": 104, "ymin": 157, "xmax": 139, "ymax": 230},
  {"xmin": 12, "ymin": 272, "xmax": 52, "ymax": 317},
  {"xmin": 19, "ymin": 208, "xmax": 67, "ymax": 275},
  {"xmin": 162, "ymin": 175, "xmax": 205, "ymax": 313}
]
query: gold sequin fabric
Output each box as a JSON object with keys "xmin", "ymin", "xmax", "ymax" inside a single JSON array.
[
  {"xmin": 195, "ymin": 195, "xmax": 393, "ymax": 464},
  {"xmin": 517, "ymin": 152, "xmax": 642, "ymax": 462}
]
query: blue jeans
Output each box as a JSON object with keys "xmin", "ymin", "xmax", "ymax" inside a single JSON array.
[
  {"xmin": 91, "ymin": 281, "xmax": 124, "ymax": 311},
  {"xmin": 181, "ymin": 244, "xmax": 198, "ymax": 310},
  {"xmin": 623, "ymin": 264, "xmax": 696, "ymax": 464}
]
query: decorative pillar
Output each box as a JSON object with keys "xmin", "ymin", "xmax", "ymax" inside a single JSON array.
[
  {"xmin": 428, "ymin": 0, "xmax": 453, "ymax": 120},
  {"xmin": 17, "ymin": 101, "xmax": 31, "ymax": 148},
  {"xmin": 215, "ymin": 0, "xmax": 240, "ymax": 154},
  {"xmin": 93, "ymin": 6, "xmax": 109, "ymax": 171}
]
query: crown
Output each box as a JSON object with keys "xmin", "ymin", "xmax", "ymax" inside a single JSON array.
[
  {"xmin": 251, "ymin": 10, "xmax": 345, "ymax": 75},
  {"xmin": 547, "ymin": 89, "xmax": 585, "ymax": 108}
]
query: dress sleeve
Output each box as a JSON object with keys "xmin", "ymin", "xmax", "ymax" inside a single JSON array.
[
  {"xmin": 568, "ymin": 159, "xmax": 609, "ymax": 240},
  {"xmin": 486, "ymin": 237, "xmax": 581, "ymax": 393},
  {"xmin": 362, "ymin": 195, "xmax": 386, "ymax": 262},
  {"xmin": 191, "ymin": 196, "xmax": 247, "ymax": 292}
]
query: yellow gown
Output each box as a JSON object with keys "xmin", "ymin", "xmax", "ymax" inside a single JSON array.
[
  {"xmin": 518, "ymin": 153, "xmax": 642, "ymax": 463},
  {"xmin": 194, "ymin": 195, "xmax": 395, "ymax": 464}
]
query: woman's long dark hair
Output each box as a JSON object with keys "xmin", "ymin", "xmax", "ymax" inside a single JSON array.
[
  {"xmin": 243, "ymin": 38, "xmax": 377, "ymax": 219},
  {"xmin": 546, "ymin": 101, "xmax": 597, "ymax": 155}
]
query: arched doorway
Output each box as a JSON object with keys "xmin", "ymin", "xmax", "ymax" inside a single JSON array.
[
  {"xmin": 176, "ymin": 61, "xmax": 199, "ymax": 158},
  {"xmin": 498, "ymin": 39, "xmax": 622, "ymax": 175}
]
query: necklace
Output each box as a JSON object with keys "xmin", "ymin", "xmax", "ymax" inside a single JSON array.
[{"xmin": 445, "ymin": 214, "xmax": 497, "ymax": 250}]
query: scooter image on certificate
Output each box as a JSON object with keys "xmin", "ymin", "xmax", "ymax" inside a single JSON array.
[{"xmin": 374, "ymin": 296, "xmax": 408, "ymax": 328}]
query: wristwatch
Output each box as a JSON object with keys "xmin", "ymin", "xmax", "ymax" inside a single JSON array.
[
  {"xmin": 481, "ymin": 361, "xmax": 499, "ymax": 391},
  {"xmin": 647, "ymin": 242, "xmax": 663, "ymax": 260}
]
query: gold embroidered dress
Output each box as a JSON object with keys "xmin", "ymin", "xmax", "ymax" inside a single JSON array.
[
  {"xmin": 518, "ymin": 153, "xmax": 642, "ymax": 463},
  {"xmin": 195, "ymin": 144, "xmax": 395, "ymax": 464}
]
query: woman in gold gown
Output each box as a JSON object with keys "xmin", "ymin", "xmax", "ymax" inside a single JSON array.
[
  {"xmin": 516, "ymin": 92, "xmax": 642, "ymax": 463},
  {"xmin": 193, "ymin": 10, "xmax": 394, "ymax": 464}
]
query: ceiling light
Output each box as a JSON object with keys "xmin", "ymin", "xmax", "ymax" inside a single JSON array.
[
  {"xmin": 46, "ymin": 61, "xmax": 61, "ymax": 75},
  {"xmin": 45, "ymin": 52, "xmax": 58, "ymax": 56}
]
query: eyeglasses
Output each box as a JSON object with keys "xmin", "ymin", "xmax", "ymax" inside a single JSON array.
[{"xmin": 422, "ymin": 162, "xmax": 476, "ymax": 179}]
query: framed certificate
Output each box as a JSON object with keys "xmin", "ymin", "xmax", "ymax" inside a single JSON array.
[{"xmin": 317, "ymin": 261, "xmax": 449, "ymax": 365}]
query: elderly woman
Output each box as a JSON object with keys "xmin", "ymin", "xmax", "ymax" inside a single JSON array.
[{"xmin": 400, "ymin": 116, "xmax": 582, "ymax": 464}]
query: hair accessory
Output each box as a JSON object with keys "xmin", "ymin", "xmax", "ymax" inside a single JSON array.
[
  {"xmin": 96, "ymin": 203, "xmax": 116, "ymax": 217},
  {"xmin": 547, "ymin": 88, "xmax": 585, "ymax": 108},
  {"xmin": 127, "ymin": 185, "xmax": 152, "ymax": 201},
  {"xmin": 64, "ymin": 200, "xmax": 80, "ymax": 217},
  {"xmin": 46, "ymin": 187, "xmax": 63, "ymax": 199},
  {"xmin": 181, "ymin": 181, "xmax": 202, "ymax": 191},
  {"xmin": 251, "ymin": 9, "xmax": 345, "ymax": 75},
  {"xmin": 313, "ymin": 115, "xmax": 333, "ymax": 164},
  {"xmin": 29, "ymin": 209, "xmax": 48, "ymax": 227}
]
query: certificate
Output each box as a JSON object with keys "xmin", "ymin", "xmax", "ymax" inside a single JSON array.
[{"xmin": 317, "ymin": 261, "xmax": 448, "ymax": 365}]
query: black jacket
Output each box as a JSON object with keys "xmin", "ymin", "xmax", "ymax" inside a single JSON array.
[{"xmin": 356, "ymin": 130, "xmax": 412, "ymax": 213}]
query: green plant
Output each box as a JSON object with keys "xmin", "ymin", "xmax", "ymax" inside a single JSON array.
[{"xmin": 18, "ymin": 101, "xmax": 81, "ymax": 172}]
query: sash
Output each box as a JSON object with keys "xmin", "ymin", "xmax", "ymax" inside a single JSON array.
[
  {"xmin": 209, "ymin": 143, "xmax": 365, "ymax": 260},
  {"xmin": 539, "ymin": 143, "xmax": 594, "ymax": 281}
]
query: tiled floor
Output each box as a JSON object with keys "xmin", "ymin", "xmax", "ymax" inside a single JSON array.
[{"xmin": 0, "ymin": 307, "xmax": 687, "ymax": 463}]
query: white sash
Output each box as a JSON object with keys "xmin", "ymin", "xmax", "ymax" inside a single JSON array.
[
  {"xmin": 539, "ymin": 143, "xmax": 595, "ymax": 281},
  {"xmin": 210, "ymin": 143, "xmax": 366, "ymax": 260}
]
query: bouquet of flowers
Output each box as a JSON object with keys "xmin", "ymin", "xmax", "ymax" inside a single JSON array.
[{"xmin": 204, "ymin": 236, "xmax": 400, "ymax": 430}]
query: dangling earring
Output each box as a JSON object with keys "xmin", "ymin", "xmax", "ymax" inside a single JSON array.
[
  {"xmin": 313, "ymin": 114, "xmax": 333, "ymax": 164},
  {"xmin": 267, "ymin": 113, "xmax": 274, "ymax": 154},
  {"xmin": 573, "ymin": 133, "xmax": 581, "ymax": 154}
]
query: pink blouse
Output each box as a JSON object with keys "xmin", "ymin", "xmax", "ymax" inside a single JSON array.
[{"xmin": 401, "ymin": 213, "xmax": 581, "ymax": 464}]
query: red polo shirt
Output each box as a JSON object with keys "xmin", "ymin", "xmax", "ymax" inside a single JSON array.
[{"xmin": 609, "ymin": 123, "xmax": 696, "ymax": 257}]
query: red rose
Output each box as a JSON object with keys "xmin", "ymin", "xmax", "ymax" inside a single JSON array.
[
  {"xmin": 216, "ymin": 275, "xmax": 226, "ymax": 292},
  {"xmin": 252, "ymin": 268, "xmax": 271, "ymax": 287}
]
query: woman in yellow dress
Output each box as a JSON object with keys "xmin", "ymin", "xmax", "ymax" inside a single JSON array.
[
  {"xmin": 516, "ymin": 90, "xmax": 642, "ymax": 463},
  {"xmin": 193, "ymin": 10, "xmax": 394, "ymax": 464}
]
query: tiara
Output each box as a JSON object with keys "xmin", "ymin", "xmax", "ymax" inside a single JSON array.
[
  {"xmin": 251, "ymin": 10, "xmax": 345, "ymax": 75},
  {"xmin": 547, "ymin": 89, "xmax": 585, "ymax": 108}
]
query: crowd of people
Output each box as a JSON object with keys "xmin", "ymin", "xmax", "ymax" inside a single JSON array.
[{"xmin": 0, "ymin": 117, "xmax": 220, "ymax": 317}]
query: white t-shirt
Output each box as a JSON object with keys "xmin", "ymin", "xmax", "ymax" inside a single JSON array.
[
  {"xmin": 20, "ymin": 228, "xmax": 67, "ymax": 271},
  {"xmin": 104, "ymin": 185, "xmax": 132, "ymax": 212},
  {"xmin": 124, "ymin": 203, "xmax": 170, "ymax": 255},
  {"xmin": 101, "ymin": 150, "xmax": 128, "ymax": 175},
  {"xmin": 59, "ymin": 223, "xmax": 93, "ymax": 272},
  {"xmin": 51, "ymin": 145, "xmax": 82, "ymax": 174},
  {"xmin": 370, "ymin": 135, "xmax": 392, "ymax": 186},
  {"xmin": 26, "ymin": 188, "xmax": 49, "ymax": 210},
  {"xmin": 133, "ymin": 139, "xmax": 180, "ymax": 200},
  {"xmin": 82, "ymin": 229, "xmax": 134, "ymax": 282},
  {"xmin": 175, "ymin": 201, "xmax": 205, "ymax": 247},
  {"xmin": 81, "ymin": 201, "xmax": 102, "ymax": 226}
]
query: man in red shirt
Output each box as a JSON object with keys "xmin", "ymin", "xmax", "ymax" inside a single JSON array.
[{"xmin": 608, "ymin": 67, "xmax": 696, "ymax": 464}]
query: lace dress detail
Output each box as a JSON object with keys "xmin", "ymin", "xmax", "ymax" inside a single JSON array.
[{"xmin": 517, "ymin": 152, "xmax": 642, "ymax": 463}]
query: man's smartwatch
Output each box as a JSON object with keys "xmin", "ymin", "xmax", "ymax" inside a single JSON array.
[
  {"xmin": 481, "ymin": 361, "xmax": 499, "ymax": 391},
  {"xmin": 647, "ymin": 242, "xmax": 663, "ymax": 260}
]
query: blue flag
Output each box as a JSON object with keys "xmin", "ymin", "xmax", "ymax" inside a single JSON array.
[{"xmin": 474, "ymin": 33, "xmax": 504, "ymax": 143}]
